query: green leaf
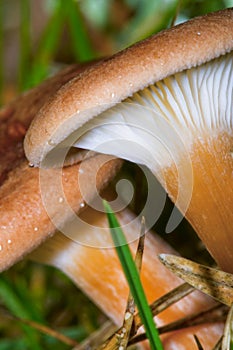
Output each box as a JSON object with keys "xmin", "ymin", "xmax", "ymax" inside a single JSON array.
[{"xmin": 103, "ymin": 200, "xmax": 163, "ymax": 350}]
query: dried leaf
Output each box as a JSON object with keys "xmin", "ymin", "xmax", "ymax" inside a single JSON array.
[{"xmin": 159, "ymin": 254, "xmax": 233, "ymax": 306}]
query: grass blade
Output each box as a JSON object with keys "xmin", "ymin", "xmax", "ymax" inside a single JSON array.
[
  {"xmin": 18, "ymin": 0, "xmax": 31, "ymax": 91},
  {"xmin": 103, "ymin": 200, "xmax": 163, "ymax": 350},
  {"xmin": 0, "ymin": 277, "xmax": 42, "ymax": 350},
  {"xmin": 65, "ymin": 0, "xmax": 95, "ymax": 61},
  {"xmin": 26, "ymin": 0, "xmax": 64, "ymax": 88}
]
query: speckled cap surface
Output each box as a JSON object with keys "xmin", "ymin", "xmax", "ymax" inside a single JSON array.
[{"xmin": 24, "ymin": 8, "xmax": 233, "ymax": 166}]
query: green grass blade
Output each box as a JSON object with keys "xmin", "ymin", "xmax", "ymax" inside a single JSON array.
[
  {"xmin": 116, "ymin": 0, "xmax": 178, "ymax": 49},
  {"xmin": 26, "ymin": 0, "xmax": 64, "ymax": 88},
  {"xmin": 65, "ymin": 0, "xmax": 95, "ymax": 61},
  {"xmin": 0, "ymin": 276, "xmax": 42, "ymax": 350},
  {"xmin": 18, "ymin": 0, "xmax": 31, "ymax": 91},
  {"xmin": 103, "ymin": 200, "xmax": 163, "ymax": 350}
]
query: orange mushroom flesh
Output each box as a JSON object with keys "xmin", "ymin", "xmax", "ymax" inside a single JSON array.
[{"xmin": 31, "ymin": 205, "xmax": 224, "ymax": 349}]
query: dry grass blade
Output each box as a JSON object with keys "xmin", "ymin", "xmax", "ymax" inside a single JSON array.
[
  {"xmin": 221, "ymin": 303, "xmax": 233, "ymax": 350},
  {"xmin": 19, "ymin": 318, "xmax": 79, "ymax": 346},
  {"xmin": 99, "ymin": 282, "xmax": 194, "ymax": 349},
  {"xmin": 134, "ymin": 216, "xmax": 146, "ymax": 272},
  {"xmin": 212, "ymin": 336, "xmax": 223, "ymax": 350},
  {"xmin": 98, "ymin": 218, "xmax": 146, "ymax": 350},
  {"xmin": 0, "ymin": 305, "xmax": 78, "ymax": 346},
  {"xmin": 159, "ymin": 254, "xmax": 233, "ymax": 306},
  {"xmin": 73, "ymin": 321, "xmax": 116, "ymax": 350},
  {"xmin": 194, "ymin": 334, "xmax": 205, "ymax": 350},
  {"xmin": 129, "ymin": 304, "xmax": 227, "ymax": 346},
  {"xmin": 134, "ymin": 282, "xmax": 194, "ymax": 328},
  {"xmin": 158, "ymin": 304, "xmax": 227, "ymax": 335}
]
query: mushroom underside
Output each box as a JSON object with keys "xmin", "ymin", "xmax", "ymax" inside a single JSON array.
[
  {"xmin": 73, "ymin": 52, "xmax": 232, "ymax": 169},
  {"xmin": 69, "ymin": 52, "xmax": 233, "ymax": 271}
]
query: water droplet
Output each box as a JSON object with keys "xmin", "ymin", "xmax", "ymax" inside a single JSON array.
[
  {"xmin": 197, "ymin": 32, "xmax": 201, "ymax": 36},
  {"xmin": 111, "ymin": 92, "xmax": 115, "ymax": 98},
  {"xmin": 124, "ymin": 312, "xmax": 131, "ymax": 320},
  {"xmin": 58, "ymin": 197, "xmax": 64, "ymax": 203},
  {"xmin": 34, "ymin": 227, "xmax": 38, "ymax": 232},
  {"xmin": 78, "ymin": 168, "xmax": 84, "ymax": 174},
  {"xmin": 7, "ymin": 239, "xmax": 12, "ymax": 244},
  {"xmin": 80, "ymin": 202, "xmax": 85, "ymax": 208},
  {"xmin": 28, "ymin": 162, "xmax": 34, "ymax": 168},
  {"xmin": 0, "ymin": 245, "xmax": 2, "ymax": 251},
  {"xmin": 48, "ymin": 139, "xmax": 55, "ymax": 146}
]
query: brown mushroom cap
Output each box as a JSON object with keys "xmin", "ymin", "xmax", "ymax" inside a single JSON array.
[
  {"xmin": 0, "ymin": 155, "xmax": 122, "ymax": 272},
  {"xmin": 24, "ymin": 8, "xmax": 233, "ymax": 166},
  {"xmin": 0, "ymin": 63, "xmax": 122, "ymax": 272}
]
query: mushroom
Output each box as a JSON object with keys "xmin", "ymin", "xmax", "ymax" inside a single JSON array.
[
  {"xmin": 0, "ymin": 106, "xmax": 221, "ymax": 350},
  {"xmin": 24, "ymin": 8, "xmax": 233, "ymax": 272},
  {"xmin": 0, "ymin": 62, "xmax": 122, "ymax": 271}
]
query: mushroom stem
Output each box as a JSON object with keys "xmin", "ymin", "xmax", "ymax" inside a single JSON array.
[
  {"xmin": 165, "ymin": 133, "xmax": 233, "ymax": 273},
  {"xmin": 31, "ymin": 206, "xmax": 223, "ymax": 348}
]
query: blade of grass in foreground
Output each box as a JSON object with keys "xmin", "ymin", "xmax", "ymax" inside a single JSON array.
[{"xmin": 103, "ymin": 200, "xmax": 163, "ymax": 350}]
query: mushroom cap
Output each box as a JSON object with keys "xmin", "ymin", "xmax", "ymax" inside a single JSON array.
[
  {"xmin": 0, "ymin": 63, "xmax": 122, "ymax": 272},
  {"xmin": 24, "ymin": 8, "xmax": 233, "ymax": 166},
  {"xmin": 0, "ymin": 155, "xmax": 122, "ymax": 272}
]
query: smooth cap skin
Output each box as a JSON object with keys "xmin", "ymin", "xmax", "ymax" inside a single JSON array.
[
  {"xmin": 24, "ymin": 8, "xmax": 233, "ymax": 166},
  {"xmin": 0, "ymin": 64, "xmax": 122, "ymax": 272}
]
